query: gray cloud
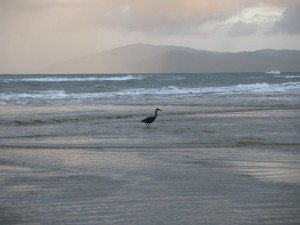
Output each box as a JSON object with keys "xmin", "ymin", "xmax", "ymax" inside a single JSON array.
[
  {"xmin": 1, "ymin": 0, "xmax": 300, "ymax": 73},
  {"xmin": 1, "ymin": 0, "xmax": 300, "ymax": 34},
  {"xmin": 228, "ymin": 22, "xmax": 259, "ymax": 37},
  {"xmin": 269, "ymin": 6, "xmax": 300, "ymax": 34}
]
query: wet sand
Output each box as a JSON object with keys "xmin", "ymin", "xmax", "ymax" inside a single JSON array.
[
  {"xmin": 1, "ymin": 95, "xmax": 300, "ymax": 224},
  {"xmin": 1, "ymin": 145, "xmax": 300, "ymax": 225}
]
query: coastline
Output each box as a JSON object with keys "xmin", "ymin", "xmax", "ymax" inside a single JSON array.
[
  {"xmin": 1, "ymin": 145, "xmax": 300, "ymax": 225},
  {"xmin": 1, "ymin": 96, "xmax": 299, "ymax": 149},
  {"xmin": 1, "ymin": 73, "xmax": 300, "ymax": 224}
]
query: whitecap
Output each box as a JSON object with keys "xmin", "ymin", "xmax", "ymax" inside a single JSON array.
[
  {"xmin": 265, "ymin": 71, "xmax": 280, "ymax": 74},
  {"xmin": 3, "ymin": 75, "xmax": 144, "ymax": 83},
  {"xmin": 1, "ymin": 82, "xmax": 300, "ymax": 104},
  {"xmin": 115, "ymin": 82, "xmax": 300, "ymax": 97},
  {"xmin": 276, "ymin": 75, "xmax": 300, "ymax": 78}
]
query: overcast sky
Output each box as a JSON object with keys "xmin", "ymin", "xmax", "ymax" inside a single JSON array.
[{"xmin": 1, "ymin": 0, "xmax": 300, "ymax": 73}]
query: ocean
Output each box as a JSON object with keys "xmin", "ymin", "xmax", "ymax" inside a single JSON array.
[{"xmin": 1, "ymin": 72, "xmax": 300, "ymax": 224}]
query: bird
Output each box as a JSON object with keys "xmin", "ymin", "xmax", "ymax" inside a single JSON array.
[{"xmin": 141, "ymin": 108, "xmax": 162, "ymax": 127}]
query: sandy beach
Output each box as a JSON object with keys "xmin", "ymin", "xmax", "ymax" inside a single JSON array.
[
  {"xmin": 1, "ymin": 98, "xmax": 300, "ymax": 225},
  {"xmin": 2, "ymin": 0, "xmax": 300, "ymax": 222},
  {"xmin": 1, "ymin": 73, "xmax": 300, "ymax": 224},
  {"xmin": 1, "ymin": 145, "xmax": 300, "ymax": 225}
]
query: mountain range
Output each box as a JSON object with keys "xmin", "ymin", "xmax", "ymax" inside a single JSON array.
[{"xmin": 38, "ymin": 43, "xmax": 300, "ymax": 73}]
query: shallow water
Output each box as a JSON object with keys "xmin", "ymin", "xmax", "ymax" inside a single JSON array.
[
  {"xmin": 1, "ymin": 96, "xmax": 299, "ymax": 149},
  {"xmin": 1, "ymin": 146, "xmax": 300, "ymax": 225},
  {"xmin": 1, "ymin": 73, "xmax": 300, "ymax": 224}
]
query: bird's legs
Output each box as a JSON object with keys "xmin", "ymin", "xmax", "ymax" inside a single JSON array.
[{"xmin": 145, "ymin": 123, "xmax": 150, "ymax": 128}]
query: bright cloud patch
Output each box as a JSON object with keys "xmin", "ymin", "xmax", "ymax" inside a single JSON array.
[{"xmin": 223, "ymin": 6, "xmax": 285, "ymax": 36}]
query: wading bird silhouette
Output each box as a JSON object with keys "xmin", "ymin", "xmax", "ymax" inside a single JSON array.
[{"xmin": 141, "ymin": 108, "xmax": 162, "ymax": 128}]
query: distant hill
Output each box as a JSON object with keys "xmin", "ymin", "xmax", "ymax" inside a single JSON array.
[{"xmin": 38, "ymin": 43, "xmax": 300, "ymax": 73}]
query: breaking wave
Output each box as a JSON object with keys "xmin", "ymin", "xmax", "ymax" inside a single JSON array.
[
  {"xmin": 3, "ymin": 75, "xmax": 143, "ymax": 83},
  {"xmin": 1, "ymin": 82, "xmax": 299, "ymax": 104},
  {"xmin": 116, "ymin": 82, "xmax": 300, "ymax": 97},
  {"xmin": 265, "ymin": 71, "xmax": 280, "ymax": 74},
  {"xmin": 276, "ymin": 75, "xmax": 300, "ymax": 79}
]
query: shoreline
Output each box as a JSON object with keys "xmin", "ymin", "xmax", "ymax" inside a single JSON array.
[
  {"xmin": 1, "ymin": 146, "xmax": 300, "ymax": 224},
  {"xmin": 1, "ymin": 73, "xmax": 300, "ymax": 224}
]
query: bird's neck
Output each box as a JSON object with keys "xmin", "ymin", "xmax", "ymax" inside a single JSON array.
[{"xmin": 154, "ymin": 110, "xmax": 158, "ymax": 118}]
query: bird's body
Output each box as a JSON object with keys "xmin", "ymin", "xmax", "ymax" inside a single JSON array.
[{"xmin": 141, "ymin": 108, "xmax": 162, "ymax": 127}]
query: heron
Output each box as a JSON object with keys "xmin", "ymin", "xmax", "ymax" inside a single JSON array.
[{"xmin": 141, "ymin": 108, "xmax": 162, "ymax": 127}]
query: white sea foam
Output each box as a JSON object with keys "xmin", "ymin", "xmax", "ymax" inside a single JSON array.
[
  {"xmin": 102, "ymin": 82, "xmax": 300, "ymax": 98},
  {"xmin": 1, "ymin": 82, "xmax": 299, "ymax": 104},
  {"xmin": 4, "ymin": 75, "xmax": 143, "ymax": 82},
  {"xmin": 0, "ymin": 91, "xmax": 68, "ymax": 103},
  {"xmin": 265, "ymin": 71, "xmax": 280, "ymax": 74},
  {"xmin": 276, "ymin": 75, "xmax": 300, "ymax": 78}
]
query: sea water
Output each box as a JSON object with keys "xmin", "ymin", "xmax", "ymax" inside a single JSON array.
[
  {"xmin": 1, "ymin": 73, "xmax": 300, "ymax": 104},
  {"xmin": 0, "ymin": 73, "xmax": 300, "ymax": 224}
]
